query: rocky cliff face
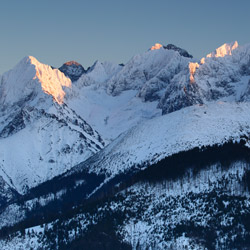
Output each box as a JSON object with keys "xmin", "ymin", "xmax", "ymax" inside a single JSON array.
[{"xmin": 59, "ymin": 61, "xmax": 86, "ymax": 82}]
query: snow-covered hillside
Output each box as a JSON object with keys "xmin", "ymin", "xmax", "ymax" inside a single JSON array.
[
  {"xmin": 1, "ymin": 101, "xmax": 250, "ymax": 237},
  {"xmin": 1, "ymin": 129, "xmax": 250, "ymax": 250},
  {"xmin": 75, "ymin": 102, "xmax": 250, "ymax": 183},
  {"xmin": 0, "ymin": 104, "xmax": 104, "ymax": 194},
  {"xmin": 2, "ymin": 160, "xmax": 250, "ymax": 250},
  {"xmin": 66, "ymin": 59, "xmax": 162, "ymax": 141},
  {"xmin": 0, "ymin": 57, "xmax": 105, "ymax": 195}
]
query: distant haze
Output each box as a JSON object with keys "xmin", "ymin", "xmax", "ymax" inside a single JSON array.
[{"xmin": 0, "ymin": 0, "xmax": 250, "ymax": 74}]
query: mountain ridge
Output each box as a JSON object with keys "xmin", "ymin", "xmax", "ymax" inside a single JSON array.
[{"xmin": 1, "ymin": 41, "xmax": 250, "ymax": 249}]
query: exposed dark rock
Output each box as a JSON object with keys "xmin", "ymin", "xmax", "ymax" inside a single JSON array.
[
  {"xmin": 59, "ymin": 61, "xmax": 86, "ymax": 82},
  {"xmin": 163, "ymin": 44, "xmax": 193, "ymax": 58},
  {"xmin": 0, "ymin": 110, "xmax": 28, "ymax": 138}
]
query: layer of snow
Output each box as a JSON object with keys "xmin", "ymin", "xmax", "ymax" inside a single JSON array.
[
  {"xmin": 66, "ymin": 47, "xmax": 191, "ymax": 141},
  {"xmin": 202, "ymin": 41, "xmax": 238, "ymax": 62},
  {"xmin": 81, "ymin": 102, "xmax": 250, "ymax": 178},
  {"xmin": 68, "ymin": 87, "xmax": 161, "ymax": 141},
  {"xmin": 2, "ymin": 160, "xmax": 248, "ymax": 249},
  {"xmin": 0, "ymin": 56, "xmax": 71, "ymax": 106},
  {"xmin": 0, "ymin": 105, "xmax": 104, "ymax": 194}
]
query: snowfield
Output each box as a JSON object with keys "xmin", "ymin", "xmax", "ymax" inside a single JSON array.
[{"xmin": 79, "ymin": 102, "xmax": 250, "ymax": 179}]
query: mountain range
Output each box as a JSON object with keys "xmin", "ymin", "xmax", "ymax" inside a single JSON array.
[{"xmin": 0, "ymin": 41, "xmax": 250, "ymax": 249}]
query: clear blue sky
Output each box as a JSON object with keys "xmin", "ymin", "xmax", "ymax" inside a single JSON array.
[{"xmin": 0, "ymin": 0, "xmax": 250, "ymax": 74}]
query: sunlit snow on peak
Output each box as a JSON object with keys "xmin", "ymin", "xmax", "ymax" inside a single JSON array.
[
  {"xmin": 29, "ymin": 56, "xmax": 72, "ymax": 104},
  {"xmin": 150, "ymin": 43, "xmax": 163, "ymax": 50},
  {"xmin": 189, "ymin": 62, "xmax": 199, "ymax": 83},
  {"xmin": 201, "ymin": 41, "xmax": 238, "ymax": 64},
  {"xmin": 0, "ymin": 56, "xmax": 72, "ymax": 106},
  {"xmin": 207, "ymin": 41, "xmax": 238, "ymax": 58},
  {"xmin": 64, "ymin": 61, "xmax": 81, "ymax": 66}
]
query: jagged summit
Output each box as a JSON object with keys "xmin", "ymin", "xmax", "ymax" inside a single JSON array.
[
  {"xmin": 160, "ymin": 40, "xmax": 250, "ymax": 114},
  {"xmin": 59, "ymin": 61, "xmax": 85, "ymax": 82},
  {"xmin": 86, "ymin": 60, "xmax": 100, "ymax": 73},
  {"xmin": 107, "ymin": 45, "xmax": 191, "ymax": 98},
  {"xmin": 75, "ymin": 60, "xmax": 123, "ymax": 86},
  {"xmin": 64, "ymin": 61, "xmax": 81, "ymax": 66},
  {"xmin": 149, "ymin": 43, "xmax": 193, "ymax": 58},
  {"xmin": 21, "ymin": 55, "xmax": 40, "ymax": 65},
  {"xmin": 201, "ymin": 41, "xmax": 238, "ymax": 64},
  {"xmin": 0, "ymin": 56, "xmax": 105, "ymax": 194},
  {"xmin": 150, "ymin": 43, "xmax": 163, "ymax": 50},
  {"xmin": 164, "ymin": 44, "xmax": 193, "ymax": 58},
  {"xmin": 0, "ymin": 56, "xmax": 71, "ymax": 106},
  {"xmin": 189, "ymin": 41, "xmax": 239, "ymax": 83},
  {"xmin": 208, "ymin": 41, "xmax": 238, "ymax": 57}
]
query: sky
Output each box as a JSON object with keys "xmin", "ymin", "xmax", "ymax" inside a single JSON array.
[{"xmin": 0, "ymin": 0, "xmax": 250, "ymax": 74}]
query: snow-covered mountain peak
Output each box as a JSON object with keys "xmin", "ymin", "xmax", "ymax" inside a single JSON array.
[
  {"xmin": 0, "ymin": 56, "xmax": 72, "ymax": 106},
  {"xmin": 59, "ymin": 61, "xmax": 85, "ymax": 82},
  {"xmin": 209, "ymin": 41, "xmax": 238, "ymax": 57},
  {"xmin": 156, "ymin": 41, "xmax": 250, "ymax": 114},
  {"xmin": 150, "ymin": 43, "xmax": 163, "ymax": 50},
  {"xmin": 0, "ymin": 56, "xmax": 106, "ymax": 195},
  {"xmin": 20, "ymin": 55, "xmax": 39, "ymax": 66},
  {"xmin": 149, "ymin": 43, "xmax": 193, "ymax": 58},
  {"xmin": 74, "ymin": 60, "xmax": 123, "ymax": 88},
  {"xmin": 64, "ymin": 61, "xmax": 81, "ymax": 66},
  {"xmin": 107, "ymin": 46, "xmax": 191, "ymax": 97},
  {"xmin": 32, "ymin": 58, "xmax": 72, "ymax": 104},
  {"xmin": 201, "ymin": 41, "xmax": 238, "ymax": 64}
]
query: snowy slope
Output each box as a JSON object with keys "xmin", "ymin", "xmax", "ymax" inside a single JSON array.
[
  {"xmin": 67, "ymin": 58, "xmax": 161, "ymax": 141},
  {"xmin": 0, "ymin": 57, "xmax": 105, "ymax": 194},
  {"xmin": 0, "ymin": 56, "xmax": 72, "ymax": 107},
  {"xmin": 0, "ymin": 104, "xmax": 104, "ymax": 194},
  {"xmin": 1, "ymin": 145, "xmax": 250, "ymax": 250},
  {"xmin": 76, "ymin": 102, "xmax": 250, "ymax": 180},
  {"xmin": 2, "ymin": 101, "xmax": 249, "ymax": 217},
  {"xmin": 1, "ymin": 101, "xmax": 250, "ymax": 236}
]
